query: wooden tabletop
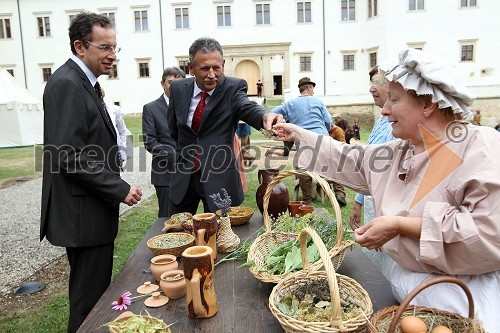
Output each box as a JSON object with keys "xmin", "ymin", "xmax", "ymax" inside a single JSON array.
[{"xmin": 78, "ymin": 212, "xmax": 397, "ymax": 333}]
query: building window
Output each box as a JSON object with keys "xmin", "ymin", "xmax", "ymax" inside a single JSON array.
[
  {"xmin": 37, "ymin": 16, "xmax": 51, "ymax": 37},
  {"xmin": 0, "ymin": 18, "xmax": 12, "ymax": 39},
  {"xmin": 461, "ymin": 44, "xmax": 474, "ymax": 61},
  {"xmin": 343, "ymin": 54, "xmax": 355, "ymax": 70},
  {"xmin": 369, "ymin": 52, "xmax": 377, "ymax": 68},
  {"xmin": 7, "ymin": 69, "xmax": 14, "ymax": 76},
  {"xmin": 102, "ymin": 12, "xmax": 116, "ymax": 28},
  {"xmin": 134, "ymin": 10, "xmax": 148, "ymax": 31},
  {"xmin": 409, "ymin": 0, "xmax": 424, "ymax": 11},
  {"xmin": 178, "ymin": 59, "xmax": 189, "ymax": 75},
  {"xmin": 217, "ymin": 5, "xmax": 231, "ymax": 27},
  {"xmin": 256, "ymin": 4, "xmax": 270, "ymax": 25},
  {"xmin": 175, "ymin": 8, "xmax": 189, "ymax": 29},
  {"xmin": 69, "ymin": 15, "xmax": 76, "ymax": 24},
  {"xmin": 108, "ymin": 64, "xmax": 118, "ymax": 79},
  {"xmin": 368, "ymin": 0, "xmax": 378, "ymax": 18},
  {"xmin": 299, "ymin": 56, "xmax": 311, "ymax": 72},
  {"xmin": 460, "ymin": 0, "xmax": 476, "ymax": 7},
  {"xmin": 341, "ymin": 0, "xmax": 355, "ymax": 21},
  {"xmin": 42, "ymin": 67, "xmax": 52, "ymax": 82},
  {"xmin": 138, "ymin": 62, "xmax": 150, "ymax": 77},
  {"xmin": 297, "ymin": 2, "xmax": 311, "ymax": 23}
]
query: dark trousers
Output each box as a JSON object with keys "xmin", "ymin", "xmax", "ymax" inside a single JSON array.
[
  {"xmin": 155, "ymin": 185, "xmax": 170, "ymax": 218},
  {"xmin": 169, "ymin": 170, "xmax": 210, "ymax": 215},
  {"xmin": 66, "ymin": 242, "xmax": 114, "ymax": 333}
]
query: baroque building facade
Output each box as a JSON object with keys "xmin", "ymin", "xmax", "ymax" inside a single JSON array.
[{"xmin": 1, "ymin": 0, "xmax": 499, "ymax": 125}]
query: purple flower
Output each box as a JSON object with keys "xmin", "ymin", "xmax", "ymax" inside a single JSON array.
[{"xmin": 111, "ymin": 291, "xmax": 132, "ymax": 311}]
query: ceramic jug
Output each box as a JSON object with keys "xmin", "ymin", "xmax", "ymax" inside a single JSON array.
[
  {"xmin": 182, "ymin": 246, "xmax": 218, "ymax": 319},
  {"xmin": 192, "ymin": 213, "xmax": 218, "ymax": 261},
  {"xmin": 150, "ymin": 254, "xmax": 178, "ymax": 282},
  {"xmin": 255, "ymin": 168, "xmax": 289, "ymax": 218}
]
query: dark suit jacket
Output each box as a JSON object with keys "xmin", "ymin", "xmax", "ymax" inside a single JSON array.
[
  {"xmin": 142, "ymin": 95, "xmax": 176, "ymax": 186},
  {"xmin": 40, "ymin": 59, "xmax": 130, "ymax": 247},
  {"xmin": 167, "ymin": 76, "xmax": 267, "ymax": 212}
]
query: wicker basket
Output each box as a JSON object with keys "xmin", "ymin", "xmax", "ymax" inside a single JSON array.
[
  {"xmin": 215, "ymin": 206, "xmax": 254, "ymax": 225},
  {"xmin": 369, "ymin": 276, "xmax": 485, "ymax": 332},
  {"xmin": 147, "ymin": 232, "xmax": 195, "ymax": 257},
  {"xmin": 247, "ymin": 170, "xmax": 355, "ymax": 283},
  {"xmin": 269, "ymin": 227, "xmax": 373, "ymax": 332}
]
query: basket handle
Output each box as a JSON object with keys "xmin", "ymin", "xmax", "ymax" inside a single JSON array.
[
  {"xmin": 263, "ymin": 170, "xmax": 343, "ymax": 248},
  {"xmin": 299, "ymin": 227, "xmax": 346, "ymax": 330},
  {"xmin": 388, "ymin": 276, "xmax": 476, "ymax": 332}
]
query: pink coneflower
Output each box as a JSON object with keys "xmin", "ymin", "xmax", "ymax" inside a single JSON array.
[{"xmin": 111, "ymin": 291, "xmax": 132, "ymax": 311}]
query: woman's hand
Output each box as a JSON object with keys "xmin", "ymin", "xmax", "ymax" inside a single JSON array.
[
  {"xmin": 355, "ymin": 216, "xmax": 422, "ymax": 250},
  {"xmin": 272, "ymin": 123, "xmax": 305, "ymax": 142}
]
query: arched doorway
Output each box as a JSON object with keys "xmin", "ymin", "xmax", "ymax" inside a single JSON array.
[{"xmin": 234, "ymin": 60, "xmax": 260, "ymax": 96}]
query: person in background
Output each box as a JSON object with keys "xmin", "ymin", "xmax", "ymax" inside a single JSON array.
[
  {"xmin": 142, "ymin": 66, "xmax": 186, "ymax": 218},
  {"xmin": 329, "ymin": 123, "xmax": 346, "ymax": 142},
  {"xmin": 333, "ymin": 113, "xmax": 353, "ymax": 143},
  {"xmin": 352, "ymin": 118, "xmax": 361, "ymax": 140},
  {"xmin": 272, "ymin": 48, "xmax": 500, "ymax": 332},
  {"xmin": 349, "ymin": 65, "xmax": 396, "ymax": 278},
  {"xmin": 167, "ymin": 37, "xmax": 283, "ymax": 214},
  {"xmin": 272, "ymin": 77, "xmax": 341, "ymax": 205},
  {"xmin": 471, "ymin": 109, "xmax": 481, "ymax": 125},
  {"xmin": 236, "ymin": 121, "xmax": 251, "ymax": 158},
  {"xmin": 41, "ymin": 12, "xmax": 142, "ymax": 332},
  {"xmin": 496, "ymin": 123, "xmax": 500, "ymax": 132},
  {"xmin": 102, "ymin": 87, "xmax": 131, "ymax": 168},
  {"xmin": 256, "ymin": 79, "xmax": 263, "ymax": 98}
]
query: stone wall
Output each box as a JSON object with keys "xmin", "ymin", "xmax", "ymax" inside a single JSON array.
[{"xmin": 326, "ymin": 97, "xmax": 500, "ymax": 130}]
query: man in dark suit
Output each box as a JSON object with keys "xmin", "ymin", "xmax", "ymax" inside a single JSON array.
[
  {"xmin": 167, "ymin": 37, "xmax": 284, "ymax": 214},
  {"xmin": 142, "ymin": 67, "xmax": 186, "ymax": 218},
  {"xmin": 40, "ymin": 13, "xmax": 142, "ymax": 332}
]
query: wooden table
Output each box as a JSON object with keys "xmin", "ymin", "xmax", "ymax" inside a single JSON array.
[{"xmin": 78, "ymin": 212, "xmax": 397, "ymax": 332}]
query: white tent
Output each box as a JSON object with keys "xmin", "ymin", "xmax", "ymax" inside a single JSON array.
[{"xmin": 0, "ymin": 69, "xmax": 43, "ymax": 148}]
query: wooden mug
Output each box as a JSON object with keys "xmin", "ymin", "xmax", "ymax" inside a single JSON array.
[
  {"xmin": 182, "ymin": 246, "xmax": 218, "ymax": 319},
  {"xmin": 288, "ymin": 200, "xmax": 306, "ymax": 217},
  {"xmin": 192, "ymin": 213, "xmax": 218, "ymax": 261}
]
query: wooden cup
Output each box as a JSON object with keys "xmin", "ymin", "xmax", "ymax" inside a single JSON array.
[
  {"xmin": 192, "ymin": 213, "xmax": 218, "ymax": 261},
  {"xmin": 182, "ymin": 246, "xmax": 218, "ymax": 319},
  {"xmin": 298, "ymin": 205, "xmax": 315, "ymax": 216},
  {"xmin": 288, "ymin": 201, "xmax": 306, "ymax": 217}
]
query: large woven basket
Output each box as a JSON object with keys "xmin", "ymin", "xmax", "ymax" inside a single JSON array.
[
  {"xmin": 247, "ymin": 170, "xmax": 355, "ymax": 283},
  {"xmin": 269, "ymin": 227, "xmax": 373, "ymax": 332},
  {"xmin": 369, "ymin": 276, "xmax": 485, "ymax": 332},
  {"xmin": 147, "ymin": 232, "xmax": 195, "ymax": 257}
]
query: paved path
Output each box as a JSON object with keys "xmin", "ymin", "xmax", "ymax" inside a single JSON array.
[{"xmin": 0, "ymin": 146, "xmax": 155, "ymax": 295}]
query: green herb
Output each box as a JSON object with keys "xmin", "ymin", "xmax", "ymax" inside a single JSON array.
[
  {"xmin": 104, "ymin": 313, "xmax": 172, "ymax": 332},
  {"xmin": 214, "ymin": 226, "xmax": 265, "ymax": 267},
  {"xmin": 152, "ymin": 236, "xmax": 189, "ymax": 248}
]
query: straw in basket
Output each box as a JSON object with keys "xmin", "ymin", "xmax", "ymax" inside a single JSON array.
[
  {"xmin": 369, "ymin": 276, "xmax": 485, "ymax": 332},
  {"xmin": 269, "ymin": 227, "xmax": 373, "ymax": 332},
  {"xmin": 247, "ymin": 170, "xmax": 355, "ymax": 283}
]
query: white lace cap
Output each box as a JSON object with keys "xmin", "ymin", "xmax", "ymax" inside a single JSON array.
[{"xmin": 381, "ymin": 49, "xmax": 475, "ymax": 118}]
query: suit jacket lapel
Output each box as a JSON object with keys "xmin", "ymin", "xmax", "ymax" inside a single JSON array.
[
  {"xmin": 181, "ymin": 79, "xmax": 196, "ymax": 131},
  {"xmin": 67, "ymin": 59, "xmax": 117, "ymax": 139},
  {"xmin": 157, "ymin": 95, "xmax": 168, "ymax": 122}
]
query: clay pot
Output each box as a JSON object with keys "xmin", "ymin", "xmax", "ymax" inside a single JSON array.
[
  {"xmin": 288, "ymin": 201, "xmax": 306, "ymax": 217},
  {"xmin": 255, "ymin": 168, "xmax": 289, "ymax": 218},
  {"xmin": 192, "ymin": 213, "xmax": 218, "ymax": 261},
  {"xmin": 160, "ymin": 269, "xmax": 186, "ymax": 299},
  {"xmin": 182, "ymin": 246, "xmax": 217, "ymax": 318},
  {"xmin": 298, "ymin": 205, "xmax": 315, "ymax": 216},
  {"xmin": 150, "ymin": 254, "xmax": 178, "ymax": 282}
]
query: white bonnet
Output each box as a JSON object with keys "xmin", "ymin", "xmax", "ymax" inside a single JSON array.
[{"xmin": 381, "ymin": 49, "xmax": 475, "ymax": 117}]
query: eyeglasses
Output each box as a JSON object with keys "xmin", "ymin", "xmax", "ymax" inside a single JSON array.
[{"xmin": 83, "ymin": 40, "xmax": 121, "ymax": 54}]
